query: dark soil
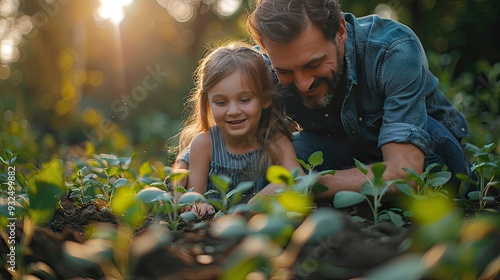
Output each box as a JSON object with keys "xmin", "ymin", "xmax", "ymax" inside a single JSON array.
[{"xmin": 1, "ymin": 192, "xmax": 498, "ymax": 280}]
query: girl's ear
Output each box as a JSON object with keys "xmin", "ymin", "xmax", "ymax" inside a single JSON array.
[{"xmin": 262, "ymin": 94, "xmax": 272, "ymax": 109}]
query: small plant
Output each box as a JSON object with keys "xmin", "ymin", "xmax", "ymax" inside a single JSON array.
[
  {"xmin": 456, "ymin": 142, "xmax": 500, "ymax": 212},
  {"xmin": 397, "ymin": 163, "xmax": 452, "ymax": 199},
  {"xmin": 134, "ymin": 169, "xmax": 197, "ymax": 230},
  {"xmin": 265, "ymin": 151, "xmax": 335, "ymax": 196},
  {"xmin": 206, "ymin": 174, "xmax": 254, "ymax": 216},
  {"xmin": 333, "ymin": 159, "xmax": 409, "ymax": 226}
]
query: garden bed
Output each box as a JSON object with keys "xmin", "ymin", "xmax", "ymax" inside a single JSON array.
[{"xmin": 1, "ymin": 149, "xmax": 499, "ymax": 280}]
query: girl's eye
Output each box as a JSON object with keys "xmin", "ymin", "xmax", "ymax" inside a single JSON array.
[
  {"xmin": 240, "ymin": 98, "xmax": 251, "ymax": 103},
  {"xmin": 214, "ymin": 100, "xmax": 226, "ymax": 106}
]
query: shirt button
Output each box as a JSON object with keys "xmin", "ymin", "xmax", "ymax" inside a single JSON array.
[
  {"xmin": 358, "ymin": 117, "xmax": 363, "ymax": 122},
  {"xmin": 324, "ymin": 114, "xmax": 329, "ymax": 118},
  {"xmin": 461, "ymin": 128, "xmax": 465, "ymax": 131}
]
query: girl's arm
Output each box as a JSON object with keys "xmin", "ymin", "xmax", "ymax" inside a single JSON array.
[
  {"xmin": 187, "ymin": 132, "xmax": 212, "ymax": 194},
  {"xmin": 275, "ymin": 132, "xmax": 305, "ymax": 175}
]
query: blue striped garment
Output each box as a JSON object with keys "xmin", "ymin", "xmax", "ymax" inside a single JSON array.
[{"xmin": 207, "ymin": 125, "xmax": 268, "ymax": 196}]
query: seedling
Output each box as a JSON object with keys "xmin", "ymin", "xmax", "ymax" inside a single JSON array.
[
  {"xmin": 333, "ymin": 159, "xmax": 409, "ymax": 226},
  {"xmin": 456, "ymin": 142, "xmax": 500, "ymax": 212},
  {"xmin": 396, "ymin": 163, "xmax": 452, "ymax": 199}
]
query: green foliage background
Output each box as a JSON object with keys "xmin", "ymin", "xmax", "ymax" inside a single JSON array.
[{"xmin": 0, "ymin": 0, "xmax": 499, "ymax": 166}]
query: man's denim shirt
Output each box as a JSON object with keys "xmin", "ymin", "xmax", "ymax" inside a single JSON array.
[{"xmin": 277, "ymin": 13, "xmax": 468, "ymax": 158}]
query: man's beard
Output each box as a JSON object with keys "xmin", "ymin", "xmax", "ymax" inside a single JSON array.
[{"xmin": 288, "ymin": 58, "xmax": 344, "ymax": 109}]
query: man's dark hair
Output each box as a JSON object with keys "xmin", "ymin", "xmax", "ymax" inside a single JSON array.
[{"xmin": 247, "ymin": 0, "xmax": 343, "ymax": 46}]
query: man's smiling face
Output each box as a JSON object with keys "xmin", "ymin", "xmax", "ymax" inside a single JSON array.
[{"xmin": 262, "ymin": 20, "xmax": 346, "ymax": 108}]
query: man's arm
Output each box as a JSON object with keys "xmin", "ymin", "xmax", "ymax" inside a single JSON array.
[
  {"xmin": 251, "ymin": 142, "xmax": 424, "ymax": 202},
  {"xmin": 315, "ymin": 142, "xmax": 424, "ymax": 200}
]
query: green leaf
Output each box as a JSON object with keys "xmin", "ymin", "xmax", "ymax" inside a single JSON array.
[
  {"xmin": 384, "ymin": 210, "xmax": 405, "ymax": 227},
  {"xmin": 308, "ymin": 151, "xmax": 324, "ymax": 167},
  {"xmin": 29, "ymin": 160, "xmax": 68, "ymax": 225},
  {"xmin": 139, "ymin": 162, "xmax": 155, "ymax": 177},
  {"xmin": 333, "ymin": 191, "xmax": 366, "ymax": 208},
  {"xmin": 228, "ymin": 181, "xmax": 254, "ymax": 206},
  {"xmin": 310, "ymin": 182, "xmax": 329, "ymax": 194},
  {"xmin": 210, "ymin": 174, "xmax": 232, "ymax": 194},
  {"xmin": 180, "ymin": 211, "xmax": 197, "ymax": 221},
  {"xmin": 266, "ymin": 165, "xmax": 294, "ymax": 186},
  {"xmin": 210, "ymin": 216, "xmax": 248, "ymax": 239},
  {"xmin": 483, "ymin": 143, "xmax": 496, "ymax": 153},
  {"xmin": 104, "ymin": 166, "xmax": 118, "ymax": 178},
  {"xmin": 134, "ymin": 187, "xmax": 171, "ymax": 205},
  {"xmin": 427, "ymin": 176, "xmax": 451, "ymax": 187},
  {"xmin": 371, "ymin": 163, "xmax": 386, "ymax": 178},
  {"xmin": 463, "ymin": 142, "xmax": 481, "ymax": 154},
  {"xmin": 295, "ymin": 158, "xmax": 311, "ymax": 172},
  {"xmin": 319, "ymin": 169, "xmax": 336, "ymax": 176},
  {"xmin": 456, "ymin": 173, "xmax": 478, "ymax": 186},
  {"xmin": 178, "ymin": 192, "xmax": 206, "ymax": 205},
  {"xmin": 169, "ymin": 169, "xmax": 190, "ymax": 183},
  {"xmin": 292, "ymin": 208, "xmax": 345, "ymax": 246},
  {"xmin": 113, "ymin": 178, "xmax": 128, "ymax": 188},
  {"xmin": 354, "ymin": 158, "xmax": 368, "ymax": 175},
  {"xmin": 467, "ymin": 191, "xmax": 480, "ymax": 200},
  {"xmin": 359, "ymin": 181, "xmax": 374, "ymax": 196},
  {"xmin": 395, "ymin": 182, "xmax": 416, "ymax": 197}
]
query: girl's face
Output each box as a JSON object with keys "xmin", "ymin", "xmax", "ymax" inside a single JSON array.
[{"xmin": 207, "ymin": 69, "xmax": 270, "ymax": 143}]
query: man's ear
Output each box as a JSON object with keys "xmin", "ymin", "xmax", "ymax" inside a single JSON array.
[{"xmin": 336, "ymin": 17, "xmax": 347, "ymax": 45}]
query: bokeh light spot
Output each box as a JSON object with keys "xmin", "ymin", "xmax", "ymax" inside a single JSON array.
[
  {"xmin": 0, "ymin": 64, "xmax": 11, "ymax": 79},
  {"xmin": 20, "ymin": 119, "xmax": 29, "ymax": 129},
  {"xmin": 165, "ymin": 0, "xmax": 195, "ymax": 22},
  {"xmin": 18, "ymin": 15, "xmax": 33, "ymax": 34},
  {"xmin": 3, "ymin": 110, "xmax": 14, "ymax": 122},
  {"xmin": 61, "ymin": 83, "xmax": 75, "ymax": 100},
  {"xmin": 1, "ymin": 38, "xmax": 18, "ymax": 63},
  {"xmin": 54, "ymin": 99, "xmax": 72, "ymax": 116},
  {"xmin": 74, "ymin": 68, "xmax": 88, "ymax": 85},
  {"xmin": 10, "ymin": 120, "xmax": 20, "ymax": 134},
  {"xmin": 88, "ymin": 70, "xmax": 104, "ymax": 86},
  {"xmin": 213, "ymin": 0, "xmax": 241, "ymax": 17},
  {"xmin": 58, "ymin": 51, "xmax": 74, "ymax": 70},
  {"xmin": 82, "ymin": 107, "xmax": 99, "ymax": 125},
  {"xmin": 0, "ymin": 0, "xmax": 19, "ymax": 17}
]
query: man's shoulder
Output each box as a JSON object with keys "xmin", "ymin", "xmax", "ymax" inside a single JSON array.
[{"xmin": 345, "ymin": 13, "xmax": 418, "ymax": 48}]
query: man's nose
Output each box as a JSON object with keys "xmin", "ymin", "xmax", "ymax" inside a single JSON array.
[{"xmin": 294, "ymin": 71, "xmax": 314, "ymax": 93}]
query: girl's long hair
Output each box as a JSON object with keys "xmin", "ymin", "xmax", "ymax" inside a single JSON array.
[{"xmin": 174, "ymin": 41, "xmax": 299, "ymax": 169}]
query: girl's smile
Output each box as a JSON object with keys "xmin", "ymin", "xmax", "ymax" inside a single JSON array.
[{"xmin": 207, "ymin": 69, "xmax": 270, "ymax": 148}]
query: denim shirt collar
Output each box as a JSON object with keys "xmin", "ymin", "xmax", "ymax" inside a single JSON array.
[{"xmin": 344, "ymin": 14, "xmax": 358, "ymax": 92}]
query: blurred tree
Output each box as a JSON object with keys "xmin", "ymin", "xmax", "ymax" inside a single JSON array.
[{"xmin": 0, "ymin": 0, "xmax": 498, "ymax": 163}]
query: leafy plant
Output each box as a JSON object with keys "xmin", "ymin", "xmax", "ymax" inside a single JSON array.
[
  {"xmin": 266, "ymin": 151, "xmax": 334, "ymax": 196},
  {"xmin": 333, "ymin": 159, "xmax": 410, "ymax": 226},
  {"xmin": 456, "ymin": 142, "xmax": 500, "ymax": 212},
  {"xmin": 397, "ymin": 163, "xmax": 452, "ymax": 199},
  {"xmin": 133, "ymin": 169, "xmax": 197, "ymax": 230},
  {"xmin": 206, "ymin": 174, "xmax": 254, "ymax": 216}
]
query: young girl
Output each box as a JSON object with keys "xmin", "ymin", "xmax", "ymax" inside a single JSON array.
[{"xmin": 173, "ymin": 42, "xmax": 303, "ymax": 215}]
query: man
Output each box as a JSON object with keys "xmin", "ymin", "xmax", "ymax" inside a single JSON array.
[{"xmin": 247, "ymin": 0, "xmax": 469, "ymax": 199}]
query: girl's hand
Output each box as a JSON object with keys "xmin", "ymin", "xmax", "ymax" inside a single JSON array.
[{"xmin": 191, "ymin": 202, "xmax": 215, "ymax": 217}]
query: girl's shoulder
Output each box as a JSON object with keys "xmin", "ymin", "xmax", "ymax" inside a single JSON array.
[{"xmin": 190, "ymin": 131, "xmax": 212, "ymax": 150}]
